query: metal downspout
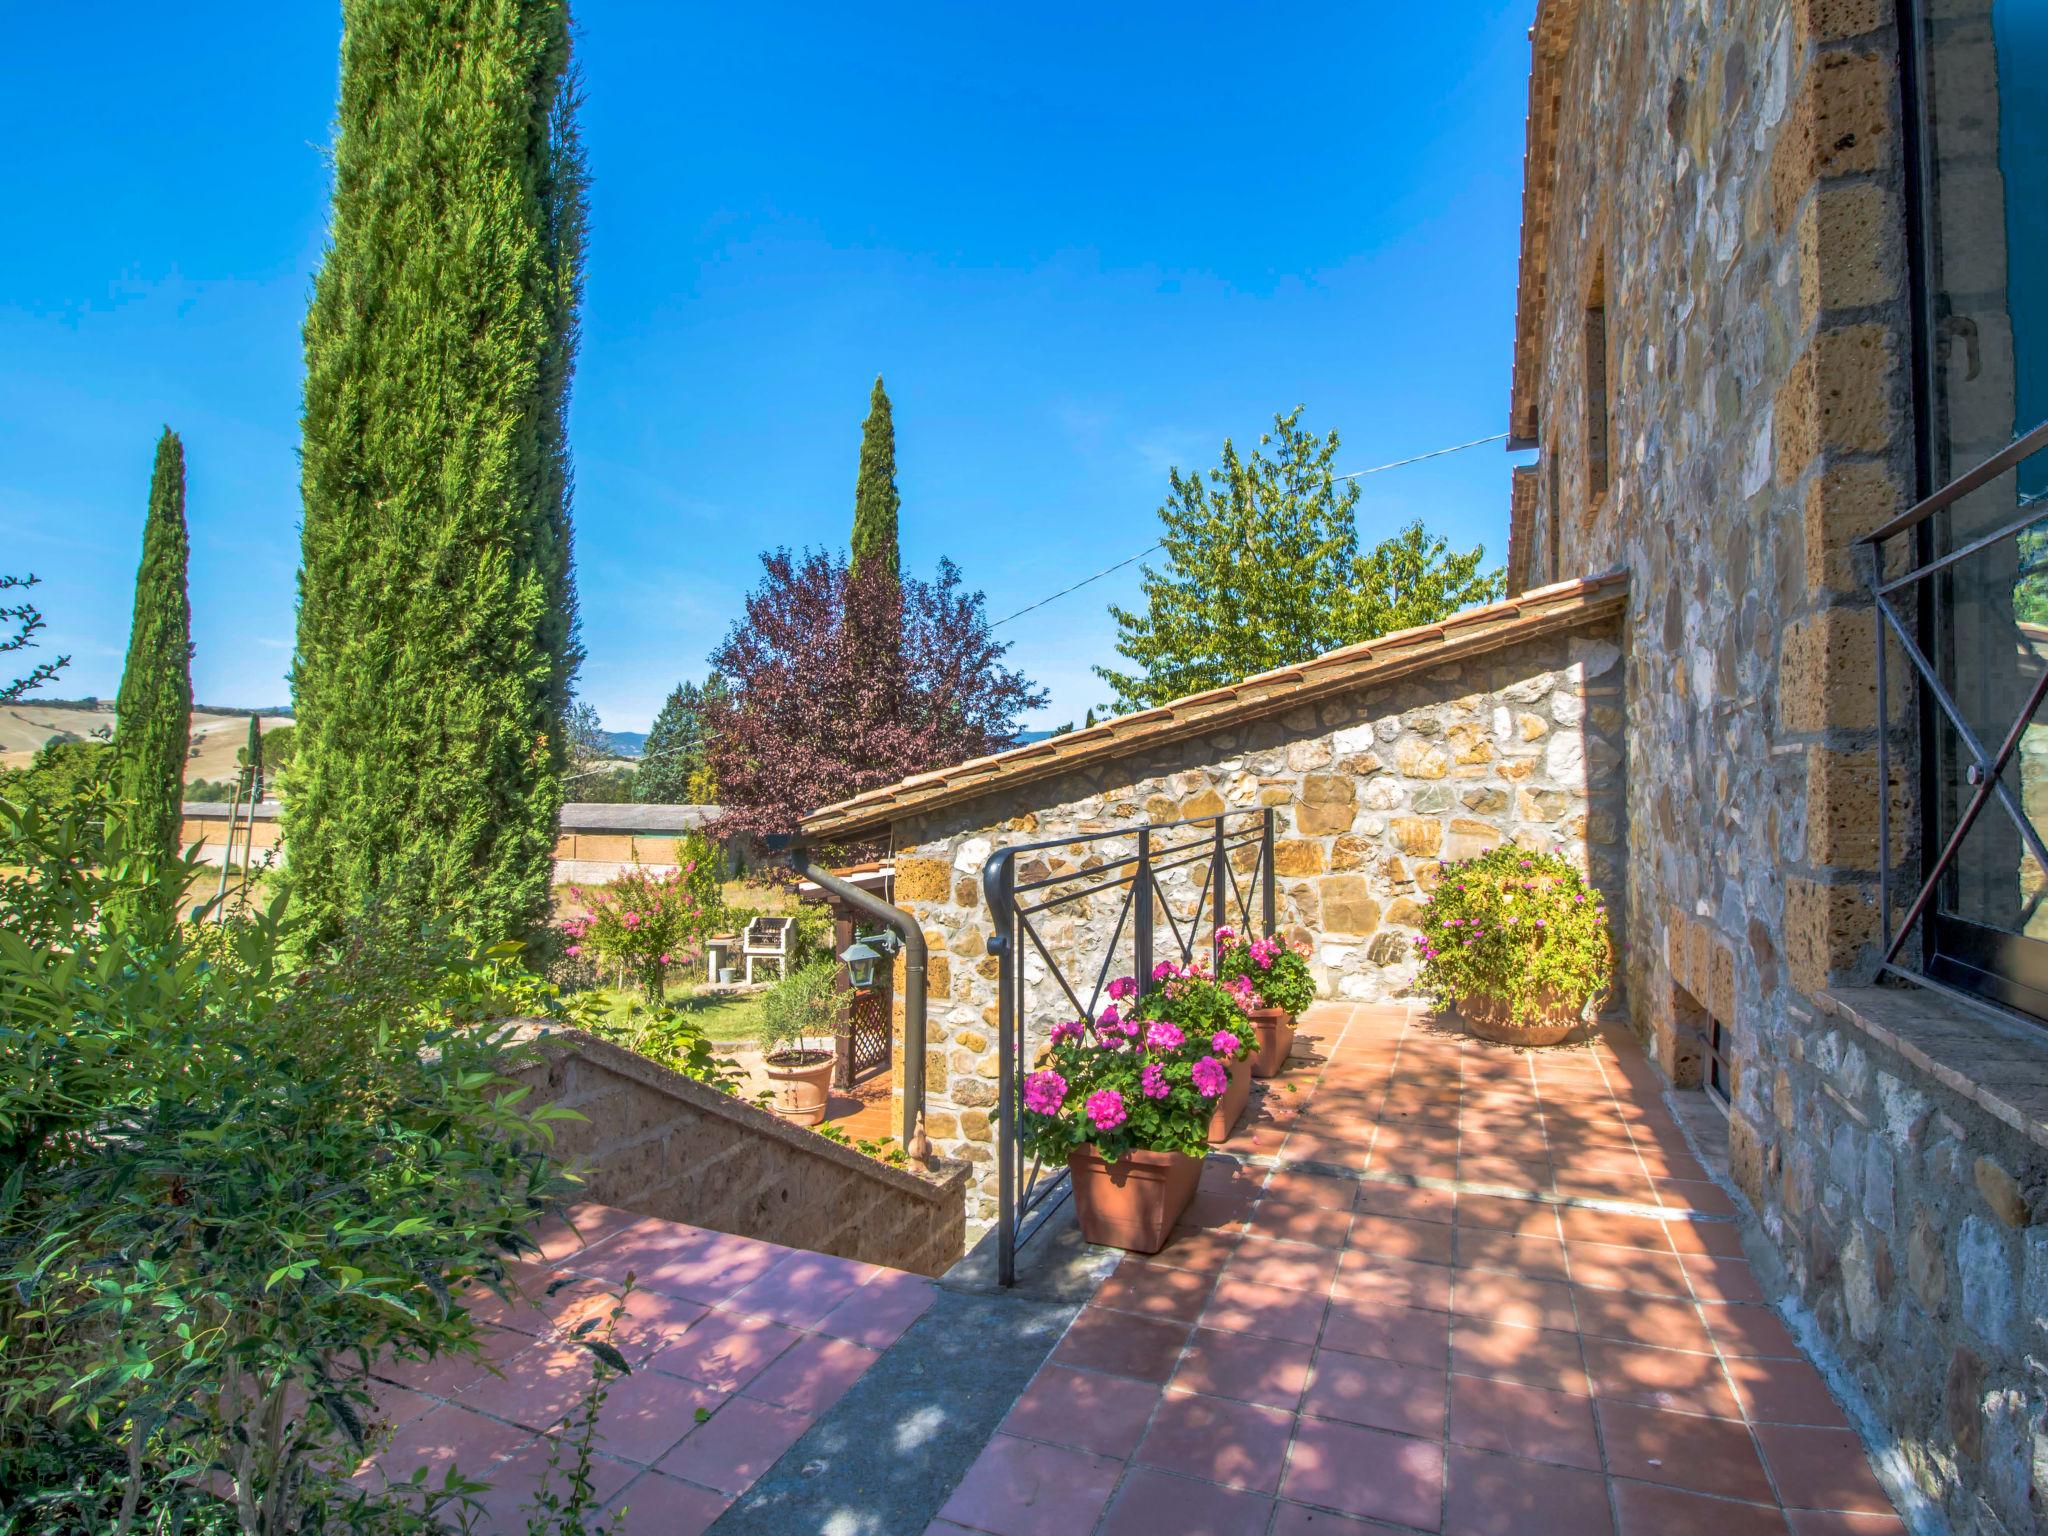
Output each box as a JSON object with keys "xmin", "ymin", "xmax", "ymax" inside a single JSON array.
[{"xmin": 787, "ymin": 850, "xmax": 927, "ymax": 1146}]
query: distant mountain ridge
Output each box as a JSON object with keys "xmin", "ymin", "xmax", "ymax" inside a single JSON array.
[{"xmin": 604, "ymin": 730, "xmax": 646, "ymax": 759}]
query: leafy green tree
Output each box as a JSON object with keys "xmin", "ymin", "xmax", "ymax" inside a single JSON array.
[
  {"xmin": 287, "ymin": 0, "xmax": 588, "ymax": 946},
  {"xmin": 851, "ymin": 376, "xmax": 900, "ymax": 581},
  {"xmin": 1096, "ymin": 408, "xmax": 1503, "ymax": 709},
  {"xmin": 0, "ymin": 738, "xmax": 113, "ymax": 819},
  {"xmin": 0, "ymin": 574, "xmax": 67, "ymax": 704},
  {"xmin": 1348, "ymin": 521, "xmax": 1503, "ymax": 642},
  {"xmin": 634, "ymin": 675, "xmax": 725, "ymax": 803},
  {"xmin": 111, "ymin": 429, "xmax": 193, "ymax": 882},
  {"xmin": 1096, "ymin": 408, "xmax": 1362, "ymax": 709}
]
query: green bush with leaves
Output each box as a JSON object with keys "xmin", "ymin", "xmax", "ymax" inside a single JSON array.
[
  {"xmin": 0, "ymin": 791, "xmax": 606, "ymax": 1534},
  {"xmin": 757, "ymin": 960, "xmax": 842, "ymax": 1064},
  {"xmin": 566, "ymin": 990, "xmax": 745, "ymax": 1093},
  {"xmin": 1413, "ymin": 847, "xmax": 1613, "ymax": 1024}
]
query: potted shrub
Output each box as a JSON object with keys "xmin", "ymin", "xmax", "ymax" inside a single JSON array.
[
  {"xmin": 1117, "ymin": 960, "xmax": 1255, "ymax": 1144},
  {"xmin": 1021, "ymin": 980, "xmax": 1245, "ymax": 1253},
  {"xmin": 758, "ymin": 960, "xmax": 840, "ymax": 1123},
  {"xmin": 1218, "ymin": 928, "xmax": 1315, "ymax": 1076},
  {"xmin": 1414, "ymin": 847, "xmax": 1613, "ymax": 1047}
]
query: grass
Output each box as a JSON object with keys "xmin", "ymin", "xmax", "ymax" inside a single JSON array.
[{"xmin": 671, "ymin": 986, "xmax": 767, "ymax": 1044}]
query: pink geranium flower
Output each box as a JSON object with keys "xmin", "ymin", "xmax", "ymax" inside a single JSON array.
[
  {"xmin": 1190, "ymin": 1056, "xmax": 1229, "ymax": 1098},
  {"xmin": 1023, "ymin": 1069, "xmax": 1067, "ymax": 1116},
  {"xmin": 1144, "ymin": 1020, "xmax": 1184, "ymax": 1052},
  {"xmin": 1049, "ymin": 1018, "xmax": 1086, "ymax": 1046},
  {"xmin": 1211, "ymin": 1030, "xmax": 1242, "ymax": 1058},
  {"xmin": 1151, "ymin": 960, "xmax": 1178, "ymax": 982},
  {"xmin": 1141, "ymin": 1063, "xmax": 1170, "ymax": 1099},
  {"xmin": 1106, "ymin": 975, "xmax": 1138, "ymax": 1002},
  {"xmin": 1085, "ymin": 1088, "xmax": 1128, "ymax": 1131}
]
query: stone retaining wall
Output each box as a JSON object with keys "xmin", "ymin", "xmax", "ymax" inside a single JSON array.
[
  {"xmin": 878, "ymin": 613, "xmax": 1629, "ymax": 1229},
  {"xmin": 505, "ymin": 1024, "xmax": 968, "ymax": 1277}
]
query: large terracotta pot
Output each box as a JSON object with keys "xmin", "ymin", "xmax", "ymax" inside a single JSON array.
[
  {"xmin": 764, "ymin": 1049, "xmax": 835, "ymax": 1124},
  {"xmin": 1459, "ymin": 990, "xmax": 1591, "ymax": 1048},
  {"xmin": 1206, "ymin": 1051, "xmax": 1253, "ymax": 1144},
  {"xmin": 1067, "ymin": 1146, "xmax": 1202, "ymax": 1253},
  {"xmin": 1248, "ymin": 1007, "xmax": 1295, "ymax": 1078}
]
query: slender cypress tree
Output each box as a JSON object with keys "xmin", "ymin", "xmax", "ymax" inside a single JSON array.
[
  {"xmin": 112, "ymin": 428, "xmax": 193, "ymax": 880},
  {"xmin": 851, "ymin": 376, "xmax": 900, "ymax": 580},
  {"xmin": 287, "ymin": 0, "xmax": 587, "ymax": 945},
  {"xmin": 242, "ymin": 714, "xmax": 264, "ymax": 801}
]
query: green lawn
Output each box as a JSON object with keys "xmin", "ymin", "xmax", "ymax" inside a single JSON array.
[{"xmin": 667, "ymin": 987, "xmax": 766, "ymax": 1045}]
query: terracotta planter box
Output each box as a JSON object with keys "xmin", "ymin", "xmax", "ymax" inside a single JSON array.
[
  {"xmin": 765, "ymin": 1050, "xmax": 835, "ymax": 1124},
  {"xmin": 1067, "ymin": 1146, "xmax": 1202, "ymax": 1254},
  {"xmin": 1207, "ymin": 1051, "xmax": 1252, "ymax": 1144},
  {"xmin": 1459, "ymin": 990, "xmax": 1590, "ymax": 1048},
  {"xmin": 1248, "ymin": 1007, "xmax": 1295, "ymax": 1077}
]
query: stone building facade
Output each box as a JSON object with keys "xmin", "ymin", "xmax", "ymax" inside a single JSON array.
[
  {"xmin": 1503, "ymin": 2, "xmax": 2047, "ymax": 1530},
  {"xmin": 803, "ymin": 579, "xmax": 1629, "ymax": 1230},
  {"xmin": 799, "ymin": 2, "xmax": 2048, "ymax": 1525}
]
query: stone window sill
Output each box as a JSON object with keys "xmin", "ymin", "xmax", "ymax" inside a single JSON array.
[{"xmin": 1815, "ymin": 983, "xmax": 2048, "ymax": 1153}]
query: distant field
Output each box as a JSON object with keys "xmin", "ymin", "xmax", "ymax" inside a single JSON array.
[{"xmin": 0, "ymin": 703, "xmax": 293, "ymax": 784}]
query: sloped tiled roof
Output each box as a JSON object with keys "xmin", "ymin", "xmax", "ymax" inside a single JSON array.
[{"xmin": 799, "ymin": 571, "xmax": 1628, "ymax": 841}]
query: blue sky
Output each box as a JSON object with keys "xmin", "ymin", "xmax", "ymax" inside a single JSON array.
[{"xmin": 2, "ymin": 2, "xmax": 1537, "ymax": 732}]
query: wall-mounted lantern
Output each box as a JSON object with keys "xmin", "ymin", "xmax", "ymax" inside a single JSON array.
[{"xmin": 840, "ymin": 939, "xmax": 885, "ymax": 990}]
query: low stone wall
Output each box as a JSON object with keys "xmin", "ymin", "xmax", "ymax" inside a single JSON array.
[
  {"xmin": 878, "ymin": 613, "xmax": 1629, "ymax": 1227},
  {"xmin": 505, "ymin": 1025, "xmax": 968, "ymax": 1278}
]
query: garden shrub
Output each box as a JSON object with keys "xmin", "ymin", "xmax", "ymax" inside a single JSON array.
[
  {"xmin": 559, "ymin": 837, "xmax": 725, "ymax": 999},
  {"xmin": 1413, "ymin": 846, "xmax": 1613, "ymax": 1024},
  {"xmin": 0, "ymin": 792, "xmax": 614, "ymax": 1534}
]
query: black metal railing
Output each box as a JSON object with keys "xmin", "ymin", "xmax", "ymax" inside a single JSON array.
[
  {"xmin": 981, "ymin": 807, "xmax": 1277, "ymax": 1285},
  {"xmin": 1862, "ymin": 418, "xmax": 2048, "ymax": 1012}
]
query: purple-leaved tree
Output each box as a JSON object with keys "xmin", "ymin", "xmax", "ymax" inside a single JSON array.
[{"xmin": 706, "ymin": 549, "xmax": 1044, "ymax": 844}]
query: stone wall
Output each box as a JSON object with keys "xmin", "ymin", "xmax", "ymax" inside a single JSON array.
[
  {"xmin": 880, "ymin": 615, "xmax": 1629, "ymax": 1230},
  {"xmin": 1517, "ymin": 1, "xmax": 2048, "ymax": 1527},
  {"xmin": 505, "ymin": 1025, "xmax": 968, "ymax": 1278}
]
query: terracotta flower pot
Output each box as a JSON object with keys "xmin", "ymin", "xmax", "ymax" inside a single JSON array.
[
  {"xmin": 1206, "ymin": 1051, "xmax": 1252, "ymax": 1144},
  {"xmin": 1458, "ymin": 989, "xmax": 1591, "ymax": 1048},
  {"xmin": 1248, "ymin": 1007, "xmax": 1295, "ymax": 1077},
  {"xmin": 1067, "ymin": 1146, "xmax": 1202, "ymax": 1254},
  {"xmin": 764, "ymin": 1049, "xmax": 835, "ymax": 1124}
]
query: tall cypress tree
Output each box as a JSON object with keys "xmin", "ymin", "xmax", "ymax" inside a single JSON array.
[
  {"xmin": 242, "ymin": 714, "xmax": 264, "ymax": 801},
  {"xmin": 112, "ymin": 428, "xmax": 193, "ymax": 880},
  {"xmin": 287, "ymin": 0, "xmax": 587, "ymax": 944},
  {"xmin": 851, "ymin": 376, "xmax": 900, "ymax": 580}
]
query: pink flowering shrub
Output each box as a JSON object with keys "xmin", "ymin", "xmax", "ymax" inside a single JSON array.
[
  {"xmin": 558, "ymin": 839, "xmax": 725, "ymax": 999},
  {"xmin": 1414, "ymin": 847, "xmax": 1612, "ymax": 1024},
  {"xmin": 1018, "ymin": 961, "xmax": 1251, "ymax": 1164},
  {"xmin": 1217, "ymin": 928, "xmax": 1316, "ymax": 1016}
]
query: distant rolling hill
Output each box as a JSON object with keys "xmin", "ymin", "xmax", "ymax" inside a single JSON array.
[
  {"xmin": 604, "ymin": 730, "xmax": 646, "ymax": 759},
  {"xmin": 1, "ymin": 701, "xmax": 294, "ymax": 783}
]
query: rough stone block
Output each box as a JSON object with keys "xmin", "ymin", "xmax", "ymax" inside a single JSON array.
[
  {"xmin": 1395, "ymin": 740, "xmax": 1451, "ymax": 780},
  {"xmin": 1295, "ymin": 775, "xmax": 1358, "ymax": 833},
  {"xmin": 1772, "ymin": 47, "xmax": 1896, "ymax": 232},
  {"xmin": 1974, "ymin": 1156, "xmax": 2031, "ymax": 1227},
  {"xmin": 1390, "ymin": 817, "xmax": 1443, "ymax": 857},
  {"xmin": 1804, "ymin": 461, "xmax": 1903, "ymax": 594},
  {"xmin": 1800, "ymin": 180, "xmax": 1901, "ymax": 321},
  {"xmin": 1778, "ymin": 606, "xmax": 1906, "ymax": 730},
  {"xmin": 1318, "ymin": 876, "xmax": 1381, "ymax": 936},
  {"xmin": 1444, "ymin": 818, "xmax": 1503, "ymax": 861},
  {"xmin": 1796, "ymin": 0, "xmax": 1889, "ymax": 47},
  {"xmin": 1273, "ymin": 839, "xmax": 1328, "ymax": 876},
  {"xmin": 1785, "ymin": 876, "xmax": 1880, "ymax": 993},
  {"xmin": 894, "ymin": 858, "xmax": 951, "ymax": 904},
  {"xmin": 1805, "ymin": 746, "xmax": 1910, "ymax": 870},
  {"xmin": 1181, "ymin": 787, "xmax": 1226, "ymax": 820}
]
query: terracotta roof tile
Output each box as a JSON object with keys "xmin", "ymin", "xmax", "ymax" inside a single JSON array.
[{"xmin": 798, "ymin": 570, "xmax": 1628, "ymax": 842}]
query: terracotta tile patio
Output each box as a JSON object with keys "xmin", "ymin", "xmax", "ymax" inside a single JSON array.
[
  {"xmin": 358, "ymin": 1205, "xmax": 934, "ymax": 1534},
  {"xmin": 934, "ymin": 1001, "xmax": 1906, "ymax": 1536}
]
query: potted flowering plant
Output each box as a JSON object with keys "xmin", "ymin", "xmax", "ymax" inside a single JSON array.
[
  {"xmin": 1414, "ymin": 847, "xmax": 1613, "ymax": 1046},
  {"xmin": 1217, "ymin": 927, "xmax": 1315, "ymax": 1076},
  {"xmin": 757, "ymin": 960, "xmax": 842, "ymax": 1123},
  {"xmin": 1019, "ymin": 969, "xmax": 1250, "ymax": 1252},
  {"xmin": 1120, "ymin": 960, "xmax": 1256, "ymax": 1144}
]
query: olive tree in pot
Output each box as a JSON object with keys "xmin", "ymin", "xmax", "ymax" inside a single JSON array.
[
  {"xmin": 1218, "ymin": 928, "xmax": 1316, "ymax": 1076},
  {"xmin": 1414, "ymin": 847, "xmax": 1613, "ymax": 1046},
  {"xmin": 1020, "ymin": 968, "xmax": 1249, "ymax": 1254},
  {"xmin": 758, "ymin": 960, "xmax": 841, "ymax": 1124}
]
